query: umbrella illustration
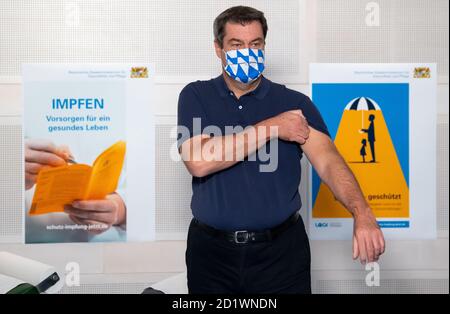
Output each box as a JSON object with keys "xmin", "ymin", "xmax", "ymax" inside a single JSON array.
[{"xmin": 345, "ymin": 97, "xmax": 381, "ymax": 130}]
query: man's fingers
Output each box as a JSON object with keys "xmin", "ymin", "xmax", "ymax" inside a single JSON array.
[
  {"xmin": 297, "ymin": 131, "xmax": 309, "ymax": 139},
  {"xmin": 358, "ymin": 235, "xmax": 368, "ymax": 264},
  {"xmin": 288, "ymin": 109, "xmax": 302, "ymax": 115},
  {"xmin": 379, "ymin": 233, "xmax": 386, "ymax": 255},
  {"xmin": 300, "ymin": 115, "xmax": 308, "ymax": 124},
  {"xmin": 376, "ymin": 232, "xmax": 386, "ymax": 256},
  {"xmin": 370, "ymin": 230, "xmax": 384, "ymax": 258},
  {"xmin": 298, "ymin": 118, "xmax": 310, "ymax": 139},
  {"xmin": 295, "ymin": 126, "xmax": 311, "ymax": 144},
  {"xmin": 298, "ymin": 116, "xmax": 309, "ymax": 128},
  {"xmin": 373, "ymin": 236, "xmax": 381, "ymax": 258},
  {"xmin": 295, "ymin": 135, "xmax": 307, "ymax": 145},
  {"xmin": 25, "ymin": 148, "xmax": 67, "ymax": 166},
  {"xmin": 365, "ymin": 234, "xmax": 374, "ymax": 262},
  {"xmin": 353, "ymin": 236, "xmax": 359, "ymax": 260},
  {"xmin": 290, "ymin": 109, "xmax": 305, "ymax": 119},
  {"xmin": 373, "ymin": 236, "xmax": 382, "ymax": 261},
  {"xmin": 288, "ymin": 109, "xmax": 307, "ymax": 122},
  {"xmin": 299, "ymin": 126, "xmax": 310, "ymax": 138},
  {"xmin": 364, "ymin": 232, "xmax": 377, "ymax": 262}
]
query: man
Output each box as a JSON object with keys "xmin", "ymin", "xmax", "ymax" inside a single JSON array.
[{"xmin": 178, "ymin": 6, "xmax": 385, "ymax": 294}]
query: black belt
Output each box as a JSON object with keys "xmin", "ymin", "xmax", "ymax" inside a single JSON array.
[{"xmin": 192, "ymin": 211, "xmax": 300, "ymax": 244}]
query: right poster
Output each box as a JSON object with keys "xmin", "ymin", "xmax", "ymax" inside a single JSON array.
[{"xmin": 309, "ymin": 64, "xmax": 437, "ymax": 240}]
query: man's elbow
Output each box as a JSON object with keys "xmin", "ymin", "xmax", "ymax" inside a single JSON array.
[
  {"xmin": 183, "ymin": 160, "xmax": 210, "ymax": 178},
  {"xmin": 310, "ymin": 149, "xmax": 341, "ymax": 181}
]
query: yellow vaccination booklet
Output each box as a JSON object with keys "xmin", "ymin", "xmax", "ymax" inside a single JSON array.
[{"xmin": 29, "ymin": 140, "xmax": 126, "ymax": 215}]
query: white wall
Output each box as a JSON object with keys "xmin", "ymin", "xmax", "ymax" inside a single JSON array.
[{"xmin": 0, "ymin": 0, "xmax": 448, "ymax": 293}]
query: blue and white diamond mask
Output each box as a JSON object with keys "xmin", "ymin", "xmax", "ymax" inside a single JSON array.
[{"xmin": 223, "ymin": 48, "xmax": 265, "ymax": 84}]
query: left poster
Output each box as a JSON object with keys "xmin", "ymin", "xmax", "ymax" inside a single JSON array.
[{"xmin": 23, "ymin": 64, "xmax": 155, "ymax": 243}]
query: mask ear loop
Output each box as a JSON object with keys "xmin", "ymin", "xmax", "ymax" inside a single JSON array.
[
  {"xmin": 222, "ymin": 49, "xmax": 229, "ymax": 73},
  {"xmin": 222, "ymin": 49, "xmax": 231, "ymax": 65},
  {"xmin": 222, "ymin": 49, "xmax": 234, "ymax": 79}
]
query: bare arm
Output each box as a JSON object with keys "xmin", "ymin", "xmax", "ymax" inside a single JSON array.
[
  {"xmin": 179, "ymin": 121, "xmax": 270, "ymax": 178},
  {"xmin": 302, "ymin": 127, "xmax": 385, "ymax": 264},
  {"xmin": 302, "ymin": 128, "xmax": 368, "ymax": 216}
]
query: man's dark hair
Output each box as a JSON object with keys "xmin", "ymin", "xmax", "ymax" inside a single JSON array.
[{"xmin": 213, "ymin": 6, "xmax": 268, "ymax": 48}]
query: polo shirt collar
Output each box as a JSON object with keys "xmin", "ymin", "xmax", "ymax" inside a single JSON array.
[{"xmin": 213, "ymin": 74, "xmax": 270, "ymax": 100}]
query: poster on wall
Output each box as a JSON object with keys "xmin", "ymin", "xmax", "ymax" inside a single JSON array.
[
  {"xmin": 309, "ymin": 63, "xmax": 437, "ymax": 240},
  {"xmin": 23, "ymin": 64, "xmax": 155, "ymax": 243}
]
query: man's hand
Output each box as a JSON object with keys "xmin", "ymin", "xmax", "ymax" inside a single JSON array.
[
  {"xmin": 25, "ymin": 139, "xmax": 72, "ymax": 190},
  {"xmin": 353, "ymin": 211, "xmax": 386, "ymax": 264},
  {"xmin": 267, "ymin": 109, "xmax": 310, "ymax": 144},
  {"xmin": 64, "ymin": 193, "xmax": 126, "ymax": 235}
]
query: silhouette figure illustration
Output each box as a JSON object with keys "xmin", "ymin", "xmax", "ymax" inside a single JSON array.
[
  {"xmin": 360, "ymin": 139, "xmax": 367, "ymax": 163},
  {"xmin": 361, "ymin": 114, "xmax": 376, "ymax": 162}
]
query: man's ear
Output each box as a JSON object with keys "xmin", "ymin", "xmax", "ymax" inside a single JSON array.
[{"xmin": 214, "ymin": 40, "xmax": 222, "ymax": 59}]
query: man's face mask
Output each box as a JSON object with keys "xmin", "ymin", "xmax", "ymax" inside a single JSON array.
[{"xmin": 223, "ymin": 48, "xmax": 265, "ymax": 84}]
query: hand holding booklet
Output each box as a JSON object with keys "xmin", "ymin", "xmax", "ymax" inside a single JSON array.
[{"xmin": 29, "ymin": 140, "xmax": 126, "ymax": 215}]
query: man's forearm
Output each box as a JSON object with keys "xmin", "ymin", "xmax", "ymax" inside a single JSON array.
[
  {"xmin": 181, "ymin": 118, "xmax": 276, "ymax": 177},
  {"xmin": 320, "ymin": 150, "xmax": 372, "ymax": 218}
]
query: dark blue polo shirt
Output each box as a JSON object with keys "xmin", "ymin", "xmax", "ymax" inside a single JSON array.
[{"xmin": 177, "ymin": 75, "xmax": 329, "ymax": 231}]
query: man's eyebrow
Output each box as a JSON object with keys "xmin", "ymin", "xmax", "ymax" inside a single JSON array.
[
  {"xmin": 228, "ymin": 38, "xmax": 244, "ymax": 43},
  {"xmin": 228, "ymin": 37, "xmax": 264, "ymax": 43},
  {"xmin": 249, "ymin": 37, "xmax": 264, "ymax": 43}
]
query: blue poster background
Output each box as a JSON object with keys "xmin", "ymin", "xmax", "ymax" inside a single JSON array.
[{"xmin": 311, "ymin": 83, "xmax": 409, "ymax": 204}]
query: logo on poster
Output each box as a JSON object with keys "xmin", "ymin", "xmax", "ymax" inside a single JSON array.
[
  {"xmin": 131, "ymin": 67, "xmax": 148, "ymax": 78},
  {"xmin": 413, "ymin": 67, "xmax": 431, "ymax": 78}
]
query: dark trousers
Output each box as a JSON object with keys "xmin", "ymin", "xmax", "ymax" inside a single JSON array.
[{"xmin": 186, "ymin": 214, "xmax": 311, "ymax": 294}]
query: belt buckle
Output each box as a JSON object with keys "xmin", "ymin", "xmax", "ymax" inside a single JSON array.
[{"xmin": 234, "ymin": 230, "xmax": 249, "ymax": 244}]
